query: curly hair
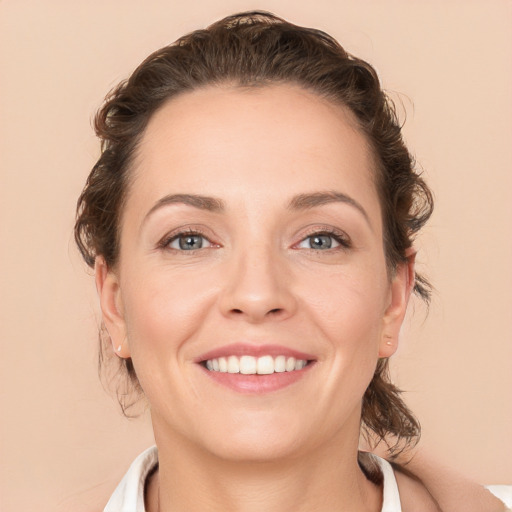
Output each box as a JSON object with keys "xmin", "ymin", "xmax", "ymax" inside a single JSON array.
[{"xmin": 75, "ymin": 11, "xmax": 433, "ymax": 451}]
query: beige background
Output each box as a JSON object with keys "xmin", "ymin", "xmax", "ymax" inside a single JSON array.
[{"xmin": 1, "ymin": 1, "xmax": 511, "ymax": 510}]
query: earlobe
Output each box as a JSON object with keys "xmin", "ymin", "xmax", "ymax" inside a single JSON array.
[
  {"xmin": 95, "ymin": 257, "xmax": 131, "ymax": 358},
  {"xmin": 378, "ymin": 250, "xmax": 416, "ymax": 358}
]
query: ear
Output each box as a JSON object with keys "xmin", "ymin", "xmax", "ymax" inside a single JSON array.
[
  {"xmin": 95, "ymin": 257, "xmax": 131, "ymax": 358},
  {"xmin": 378, "ymin": 249, "xmax": 416, "ymax": 358}
]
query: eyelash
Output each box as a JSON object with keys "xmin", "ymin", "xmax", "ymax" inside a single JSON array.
[
  {"xmin": 157, "ymin": 226, "xmax": 351, "ymax": 252},
  {"xmin": 157, "ymin": 228, "xmax": 215, "ymax": 253},
  {"xmin": 296, "ymin": 226, "xmax": 352, "ymax": 251}
]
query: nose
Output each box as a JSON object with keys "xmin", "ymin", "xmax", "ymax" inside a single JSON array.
[{"xmin": 219, "ymin": 244, "xmax": 297, "ymax": 323}]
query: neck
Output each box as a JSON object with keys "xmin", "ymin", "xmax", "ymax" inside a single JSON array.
[{"xmin": 147, "ymin": 421, "xmax": 382, "ymax": 512}]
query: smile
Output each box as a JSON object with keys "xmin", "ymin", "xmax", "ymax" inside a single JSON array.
[
  {"xmin": 196, "ymin": 343, "xmax": 316, "ymax": 393},
  {"xmin": 204, "ymin": 355, "xmax": 309, "ymax": 374}
]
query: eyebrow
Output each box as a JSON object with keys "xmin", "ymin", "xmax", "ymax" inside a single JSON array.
[
  {"xmin": 142, "ymin": 190, "xmax": 371, "ymax": 228},
  {"xmin": 143, "ymin": 193, "xmax": 225, "ymax": 224},
  {"xmin": 287, "ymin": 191, "xmax": 371, "ymax": 227}
]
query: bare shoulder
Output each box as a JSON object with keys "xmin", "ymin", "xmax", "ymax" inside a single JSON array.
[
  {"xmin": 358, "ymin": 450, "xmax": 440, "ymax": 511},
  {"xmin": 393, "ymin": 465, "xmax": 441, "ymax": 512}
]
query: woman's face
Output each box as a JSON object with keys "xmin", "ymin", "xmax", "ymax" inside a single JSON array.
[{"xmin": 97, "ymin": 84, "xmax": 412, "ymax": 461}]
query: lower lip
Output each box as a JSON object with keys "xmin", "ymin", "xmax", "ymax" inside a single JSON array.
[{"xmin": 199, "ymin": 363, "xmax": 315, "ymax": 394}]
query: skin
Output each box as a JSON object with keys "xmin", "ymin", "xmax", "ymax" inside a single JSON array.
[
  {"xmin": 389, "ymin": 449, "xmax": 507, "ymax": 512},
  {"xmin": 96, "ymin": 83, "xmax": 421, "ymax": 511}
]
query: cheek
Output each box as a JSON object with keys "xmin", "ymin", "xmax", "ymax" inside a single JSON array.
[
  {"xmin": 301, "ymin": 266, "xmax": 389, "ymax": 388},
  {"xmin": 120, "ymin": 267, "xmax": 217, "ymax": 362},
  {"xmin": 303, "ymin": 265, "xmax": 388, "ymax": 342}
]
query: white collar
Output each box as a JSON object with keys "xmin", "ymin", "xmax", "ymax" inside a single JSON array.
[{"xmin": 104, "ymin": 446, "xmax": 158, "ymax": 512}]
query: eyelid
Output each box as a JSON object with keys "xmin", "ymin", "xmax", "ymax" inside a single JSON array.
[
  {"xmin": 157, "ymin": 226, "xmax": 219, "ymax": 251},
  {"xmin": 293, "ymin": 225, "xmax": 352, "ymax": 249},
  {"xmin": 155, "ymin": 224, "xmax": 351, "ymax": 252}
]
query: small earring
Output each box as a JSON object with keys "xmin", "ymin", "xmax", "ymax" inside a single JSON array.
[
  {"xmin": 116, "ymin": 345, "xmax": 122, "ymax": 352},
  {"xmin": 386, "ymin": 340, "xmax": 393, "ymax": 346}
]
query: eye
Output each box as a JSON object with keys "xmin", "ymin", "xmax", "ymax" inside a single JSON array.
[
  {"xmin": 296, "ymin": 230, "xmax": 351, "ymax": 251},
  {"xmin": 166, "ymin": 232, "xmax": 213, "ymax": 251},
  {"xmin": 298, "ymin": 234, "xmax": 339, "ymax": 250}
]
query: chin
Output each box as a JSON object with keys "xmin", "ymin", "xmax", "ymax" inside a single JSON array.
[
  {"xmin": 192, "ymin": 409, "xmax": 337, "ymax": 463},
  {"xmin": 205, "ymin": 430, "xmax": 306, "ymax": 463}
]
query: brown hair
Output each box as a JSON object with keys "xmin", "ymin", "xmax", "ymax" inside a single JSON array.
[{"xmin": 75, "ymin": 11, "xmax": 433, "ymax": 452}]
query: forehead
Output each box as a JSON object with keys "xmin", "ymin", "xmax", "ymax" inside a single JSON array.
[{"xmin": 128, "ymin": 84, "xmax": 381, "ymax": 223}]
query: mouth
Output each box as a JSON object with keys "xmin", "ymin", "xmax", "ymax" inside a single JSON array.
[
  {"xmin": 196, "ymin": 344, "xmax": 317, "ymax": 394},
  {"xmin": 202, "ymin": 355, "xmax": 312, "ymax": 374}
]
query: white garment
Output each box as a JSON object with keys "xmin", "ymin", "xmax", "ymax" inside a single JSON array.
[{"xmin": 104, "ymin": 446, "xmax": 512, "ymax": 512}]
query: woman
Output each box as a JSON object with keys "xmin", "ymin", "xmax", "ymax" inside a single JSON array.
[{"xmin": 74, "ymin": 11, "xmax": 510, "ymax": 512}]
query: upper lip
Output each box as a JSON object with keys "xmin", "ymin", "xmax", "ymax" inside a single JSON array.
[{"xmin": 194, "ymin": 343, "xmax": 317, "ymax": 363}]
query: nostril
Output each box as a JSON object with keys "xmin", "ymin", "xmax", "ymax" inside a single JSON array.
[{"xmin": 229, "ymin": 307, "xmax": 283, "ymax": 317}]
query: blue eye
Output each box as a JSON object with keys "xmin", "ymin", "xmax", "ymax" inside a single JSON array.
[
  {"xmin": 168, "ymin": 233, "xmax": 212, "ymax": 251},
  {"xmin": 299, "ymin": 234, "xmax": 340, "ymax": 250},
  {"xmin": 297, "ymin": 230, "xmax": 351, "ymax": 251}
]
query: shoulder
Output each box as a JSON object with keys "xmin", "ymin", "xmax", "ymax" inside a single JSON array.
[
  {"xmin": 486, "ymin": 486, "xmax": 512, "ymax": 510},
  {"xmin": 360, "ymin": 451, "xmax": 437, "ymax": 511},
  {"xmin": 391, "ymin": 460, "xmax": 512, "ymax": 512},
  {"xmin": 392, "ymin": 466, "xmax": 441, "ymax": 512}
]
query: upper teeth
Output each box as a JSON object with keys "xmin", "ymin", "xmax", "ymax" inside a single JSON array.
[{"xmin": 205, "ymin": 355, "xmax": 307, "ymax": 374}]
